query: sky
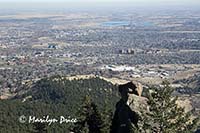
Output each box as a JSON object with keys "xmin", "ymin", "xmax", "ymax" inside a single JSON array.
[
  {"xmin": 0, "ymin": 0, "xmax": 200, "ymax": 11},
  {"xmin": 0, "ymin": 0, "xmax": 199, "ymax": 4}
]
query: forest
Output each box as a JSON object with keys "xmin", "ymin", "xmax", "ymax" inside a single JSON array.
[
  {"xmin": 0, "ymin": 76, "xmax": 199, "ymax": 132},
  {"xmin": 0, "ymin": 76, "xmax": 119, "ymax": 132}
]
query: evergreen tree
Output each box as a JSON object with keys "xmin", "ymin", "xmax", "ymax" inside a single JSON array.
[
  {"xmin": 32, "ymin": 123, "xmax": 47, "ymax": 133},
  {"xmin": 101, "ymin": 101, "xmax": 113, "ymax": 133},
  {"xmin": 71, "ymin": 95, "xmax": 105, "ymax": 133},
  {"xmin": 140, "ymin": 81, "xmax": 200, "ymax": 133}
]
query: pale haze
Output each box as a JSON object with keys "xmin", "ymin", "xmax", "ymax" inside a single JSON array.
[{"xmin": 0, "ymin": 0, "xmax": 200, "ymax": 11}]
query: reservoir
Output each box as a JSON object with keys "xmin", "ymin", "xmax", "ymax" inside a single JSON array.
[
  {"xmin": 102, "ymin": 21, "xmax": 154, "ymax": 27},
  {"xmin": 102, "ymin": 21, "xmax": 129, "ymax": 26}
]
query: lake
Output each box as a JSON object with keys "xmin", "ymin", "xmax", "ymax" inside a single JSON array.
[
  {"xmin": 102, "ymin": 21, "xmax": 130, "ymax": 26},
  {"xmin": 101, "ymin": 21, "xmax": 154, "ymax": 27}
]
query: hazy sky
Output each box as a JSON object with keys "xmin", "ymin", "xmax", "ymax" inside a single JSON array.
[
  {"xmin": 0, "ymin": 0, "xmax": 200, "ymax": 11},
  {"xmin": 0, "ymin": 0, "xmax": 199, "ymax": 4}
]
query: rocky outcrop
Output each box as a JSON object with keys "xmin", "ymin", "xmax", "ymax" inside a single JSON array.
[{"xmin": 111, "ymin": 81, "xmax": 148, "ymax": 132}]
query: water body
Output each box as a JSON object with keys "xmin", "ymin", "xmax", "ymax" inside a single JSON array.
[
  {"xmin": 102, "ymin": 21, "xmax": 130, "ymax": 26},
  {"xmin": 141, "ymin": 22, "xmax": 154, "ymax": 27},
  {"xmin": 102, "ymin": 21, "xmax": 154, "ymax": 27}
]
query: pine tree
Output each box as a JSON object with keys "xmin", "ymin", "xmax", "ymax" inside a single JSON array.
[
  {"xmin": 70, "ymin": 95, "xmax": 105, "ymax": 133},
  {"xmin": 140, "ymin": 81, "xmax": 200, "ymax": 133},
  {"xmin": 101, "ymin": 100, "xmax": 113, "ymax": 133},
  {"xmin": 32, "ymin": 123, "xmax": 47, "ymax": 133}
]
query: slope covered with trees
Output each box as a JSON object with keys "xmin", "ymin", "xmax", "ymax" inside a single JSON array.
[
  {"xmin": 0, "ymin": 76, "xmax": 199, "ymax": 132},
  {"xmin": 0, "ymin": 76, "xmax": 119, "ymax": 132}
]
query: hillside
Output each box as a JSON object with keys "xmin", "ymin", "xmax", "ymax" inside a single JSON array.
[
  {"xmin": 1, "ymin": 75, "xmax": 199, "ymax": 132},
  {"xmin": 175, "ymin": 73, "xmax": 200, "ymax": 94},
  {"xmin": 0, "ymin": 76, "xmax": 119, "ymax": 132}
]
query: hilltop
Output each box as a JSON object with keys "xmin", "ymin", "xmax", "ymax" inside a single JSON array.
[{"xmin": 0, "ymin": 76, "xmax": 119, "ymax": 132}]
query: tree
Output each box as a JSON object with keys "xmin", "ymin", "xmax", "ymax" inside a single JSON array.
[
  {"xmin": 32, "ymin": 123, "xmax": 47, "ymax": 133},
  {"xmin": 139, "ymin": 81, "xmax": 200, "ymax": 133},
  {"xmin": 101, "ymin": 100, "xmax": 113, "ymax": 133},
  {"xmin": 70, "ymin": 95, "xmax": 105, "ymax": 133}
]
